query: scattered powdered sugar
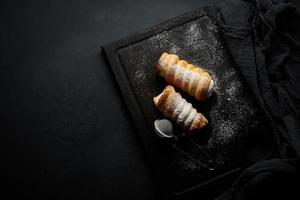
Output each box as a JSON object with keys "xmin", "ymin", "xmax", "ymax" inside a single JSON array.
[
  {"xmin": 186, "ymin": 23, "xmax": 204, "ymax": 48},
  {"xmin": 184, "ymin": 21, "xmax": 225, "ymax": 68},
  {"xmin": 169, "ymin": 43, "xmax": 182, "ymax": 54},
  {"xmin": 131, "ymin": 68, "xmax": 153, "ymax": 97},
  {"xmin": 148, "ymin": 31, "xmax": 171, "ymax": 50},
  {"xmin": 208, "ymin": 67, "xmax": 255, "ymax": 147},
  {"xmin": 180, "ymin": 158, "xmax": 200, "ymax": 171},
  {"xmin": 133, "ymin": 69, "xmax": 147, "ymax": 84},
  {"xmin": 207, "ymin": 21, "xmax": 219, "ymax": 32}
]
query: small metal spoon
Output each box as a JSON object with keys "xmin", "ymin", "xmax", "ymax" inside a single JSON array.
[
  {"xmin": 154, "ymin": 119, "xmax": 174, "ymax": 138},
  {"xmin": 154, "ymin": 119, "xmax": 214, "ymax": 171}
]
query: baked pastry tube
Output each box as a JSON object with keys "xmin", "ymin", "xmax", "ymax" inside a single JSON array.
[
  {"xmin": 156, "ymin": 52, "xmax": 214, "ymax": 101},
  {"xmin": 153, "ymin": 85, "xmax": 208, "ymax": 135}
]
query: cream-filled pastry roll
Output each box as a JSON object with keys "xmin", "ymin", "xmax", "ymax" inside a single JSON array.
[
  {"xmin": 153, "ymin": 85, "xmax": 208, "ymax": 135},
  {"xmin": 156, "ymin": 52, "xmax": 214, "ymax": 101}
]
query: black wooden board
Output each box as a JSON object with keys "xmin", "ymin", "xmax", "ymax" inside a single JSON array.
[{"xmin": 102, "ymin": 4, "xmax": 273, "ymax": 199}]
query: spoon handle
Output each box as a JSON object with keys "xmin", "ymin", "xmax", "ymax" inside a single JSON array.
[
  {"xmin": 187, "ymin": 137, "xmax": 210, "ymax": 157},
  {"xmin": 173, "ymin": 143, "xmax": 214, "ymax": 171}
]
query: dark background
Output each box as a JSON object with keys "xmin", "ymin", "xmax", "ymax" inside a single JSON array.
[{"xmin": 1, "ymin": 0, "xmax": 300, "ymax": 199}]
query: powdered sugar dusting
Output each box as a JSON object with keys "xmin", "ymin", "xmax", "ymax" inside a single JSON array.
[
  {"xmin": 169, "ymin": 43, "xmax": 181, "ymax": 54},
  {"xmin": 184, "ymin": 21, "xmax": 225, "ymax": 68},
  {"xmin": 180, "ymin": 158, "xmax": 201, "ymax": 171},
  {"xmin": 208, "ymin": 67, "xmax": 255, "ymax": 148},
  {"xmin": 131, "ymin": 69, "xmax": 152, "ymax": 97},
  {"xmin": 186, "ymin": 23, "xmax": 204, "ymax": 48}
]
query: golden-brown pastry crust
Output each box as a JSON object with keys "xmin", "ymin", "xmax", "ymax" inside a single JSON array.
[
  {"xmin": 156, "ymin": 52, "xmax": 214, "ymax": 101},
  {"xmin": 153, "ymin": 85, "xmax": 208, "ymax": 135}
]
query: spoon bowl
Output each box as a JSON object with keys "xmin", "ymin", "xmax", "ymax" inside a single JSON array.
[
  {"xmin": 154, "ymin": 119, "xmax": 175, "ymax": 138},
  {"xmin": 154, "ymin": 118, "xmax": 215, "ymax": 171}
]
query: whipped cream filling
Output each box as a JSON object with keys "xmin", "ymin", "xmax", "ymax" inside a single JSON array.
[
  {"xmin": 172, "ymin": 96, "xmax": 194, "ymax": 127},
  {"xmin": 184, "ymin": 108, "xmax": 197, "ymax": 128},
  {"xmin": 206, "ymin": 79, "xmax": 214, "ymax": 98}
]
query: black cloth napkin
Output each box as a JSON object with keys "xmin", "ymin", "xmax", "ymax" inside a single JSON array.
[{"xmin": 215, "ymin": 0, "xmax": 300, "ymax": 199}]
